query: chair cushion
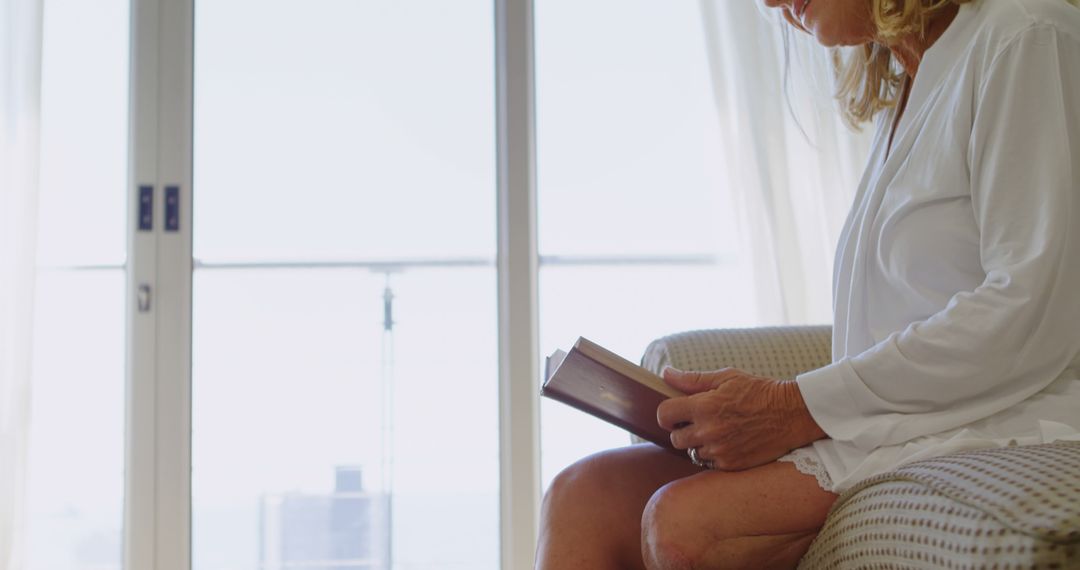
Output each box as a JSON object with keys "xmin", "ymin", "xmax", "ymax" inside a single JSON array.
[{"xmin": 800, "ymin": 442, "xmax": 1080, "ymax": 568}]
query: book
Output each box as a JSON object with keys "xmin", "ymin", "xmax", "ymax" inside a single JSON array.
[{"xmin": 541, "ymin": 337, "xmax": 685, "ymax": 451}]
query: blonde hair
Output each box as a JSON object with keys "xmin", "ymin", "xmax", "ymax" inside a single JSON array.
[
  {"xmin": 834, "ymin": 0, "xmax": 1080, "ymax": 127},
  {"xmin": 833, "ymin": 0, "xmax": 974, "ymax": 128}
]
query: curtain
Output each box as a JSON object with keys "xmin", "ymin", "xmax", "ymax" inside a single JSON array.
[
  {"xmin": 700, "ymin": 1, "xmax": 872, "ymax": 325},
  {"xmin": 0, "ymin": 0, "xmax": 43, "ymax": 567}
]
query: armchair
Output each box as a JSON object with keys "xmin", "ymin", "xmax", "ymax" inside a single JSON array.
[{"xmin": 641, "ymin": 326, "xmax": 1080, "ymax": 568}]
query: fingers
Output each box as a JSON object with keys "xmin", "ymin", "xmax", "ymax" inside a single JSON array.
[
  {"xmin": 662, "ymin": 368, "xmax": 706, "ymax": 394},
  {"xmin": 668, "ymin": 424, "xmax": 704, "ymax": 450},
  {"xmin": 656, "ymin": 396, "xmax": 692, "ymax": 432},
  {"xmin": 662, "ymin": 367, "xmax": 739, "ymax": 394},
  {"xmin": 657, "ymin": 368, "xmax": 745, "ymax": 430}
]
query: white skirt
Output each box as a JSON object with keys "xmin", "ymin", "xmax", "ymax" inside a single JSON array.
[{"xmin": 778, "ymin": 376, "xmax": 1080, "ymax": 494}]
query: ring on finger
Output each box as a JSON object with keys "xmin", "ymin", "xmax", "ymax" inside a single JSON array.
[{"xmin": 688, "ymin": 447, "xmax": 705, "ymax": 467}]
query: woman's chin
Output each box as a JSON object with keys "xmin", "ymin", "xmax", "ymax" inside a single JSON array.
[
  {"xmin": 811, "ymin": 28, "xmax": 869, "ymax": 48},
  {"xmin": 805, "ymin": 18, "xmax": 877, "ymax": 48}
]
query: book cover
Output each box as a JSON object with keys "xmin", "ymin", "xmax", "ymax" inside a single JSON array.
[{"xmin": 541, "ymin": 337, "xmax": 684, "ymax": 451}]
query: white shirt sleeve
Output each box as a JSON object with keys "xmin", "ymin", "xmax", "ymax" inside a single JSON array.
[{"xmin": 797, "ymin": 24, "xmax": 1080, "ymax": 452}]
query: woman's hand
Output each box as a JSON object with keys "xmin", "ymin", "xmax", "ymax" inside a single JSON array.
[{"xmin": 656, "ymin": 367, "xmax": 827, "ymax": 471}]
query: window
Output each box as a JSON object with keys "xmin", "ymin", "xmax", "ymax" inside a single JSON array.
[
  {"xmin": 25, "ymin": 0, "xmax": 129, "ymax": 567},
  {"xmin": 192, "ymin": 1, "xmax": 499, "ymax": 568},
  {"xmin": 535, "ymin": 0, "xmax": 755, "ymax": 485},
  {"xmin": 22, "ymin": 1, "xmax": 755, "ymax": 566}
]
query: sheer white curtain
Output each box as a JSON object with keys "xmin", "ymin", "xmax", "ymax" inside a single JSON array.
[
  {"xmin": 1, "ymin": 0, "xmax": 43, "ymax": 567},
  {"xmin": 700, "ymin": 1, "xmax": 872, "ymax": 325}
]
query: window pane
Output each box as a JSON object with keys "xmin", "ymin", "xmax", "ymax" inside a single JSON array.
[
  {"xmin": 26, "ymin": 271, "xmax": 125, "ymax": 570},
  {"xmin": 538, "ymin": 265, "xmax": 756, "ymax": 485},
  {"xmin": 536, "ymin": 0, "xmax": 736, "ymax": 257},
  {"xmin": 192, "ymin": 270, "xmax": 386, "ymax": 569},
  {"xmin": 193, "ymin": 3, "xmax": 499, "ymax": 566},
  {"xmin": 384, "ymin": 268, "xmax": 500, "ymax": 570},
  {"xmin": 192, "ymin": 268, "xmax": 499, "ymax": 570},
  {"xmin": 193, "ymin": 0, "xmax": 495, "ymax": 262},
  {"xmin": 536, "ymin": 1, "xmax": 748, "ymax": 484},
  {"xmin": 36, "ymin": 0, "xmax": 129, "ymax": 267},
  {"xmin": 25, "ymin": 0, "xmax": 129, "ymax": 566}
]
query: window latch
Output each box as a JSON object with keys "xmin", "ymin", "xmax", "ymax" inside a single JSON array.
[{"xmin": 138, "ymin": 284, "xmax": 152, "ymax": 313}]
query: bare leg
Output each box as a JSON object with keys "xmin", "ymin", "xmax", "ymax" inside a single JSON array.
[
  {"xmin": 535, "ymin": 444, "xmax": 838, "ymax": 570},
  {"xmin": 536, "ymin": 444, "xmax": 700, "ymax": 570},
  {"xmin": 641, "ymin": 460, "xmax": 839, "ymax": 569}
]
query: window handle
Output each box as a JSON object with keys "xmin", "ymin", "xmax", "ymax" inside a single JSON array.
[{"xmin": 138, "ymin": 284, "xmax": 152, "ymax": 313}]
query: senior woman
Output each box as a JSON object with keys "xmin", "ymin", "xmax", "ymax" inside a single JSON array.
[{"xmin": 535, "ymin": 0, "xmax": 1080, "ymax": 568}]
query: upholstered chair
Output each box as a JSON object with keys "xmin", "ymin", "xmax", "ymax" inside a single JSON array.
[{"xmin": 640, "ymin": 326, "xmax": 1080, "ymax": 568}]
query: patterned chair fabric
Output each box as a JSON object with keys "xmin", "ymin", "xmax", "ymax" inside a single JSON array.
[
  {"xmin": 640, "ymin": 326, "xmax": 833, "ymax": 381},
  {"xmin": 641, "ymin": 326, "xmax": 1080, "ymax": 569},
  {"xmin": 802, "ymin": 442, "xmax": 1080, "ymax": 569}
]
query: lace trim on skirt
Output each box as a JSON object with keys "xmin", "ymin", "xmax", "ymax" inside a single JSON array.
[{"xmin": 777, "ymin": 447, "xmax": 833, "ymax": 492}]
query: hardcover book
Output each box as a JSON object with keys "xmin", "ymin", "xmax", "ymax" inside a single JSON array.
[{"xmin": 541, "ymin": 337, "xmax": 685, "ymax": 450}]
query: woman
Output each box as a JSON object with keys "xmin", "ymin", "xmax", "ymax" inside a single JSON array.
[{"xmin": 535, "ymin": 0, "xmax": 1080, "ymax": 568}]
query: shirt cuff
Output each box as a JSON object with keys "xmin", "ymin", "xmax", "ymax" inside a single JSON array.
[{"xmin": 796, "ymin": 359, "xmax": 876, "ymax": 449}]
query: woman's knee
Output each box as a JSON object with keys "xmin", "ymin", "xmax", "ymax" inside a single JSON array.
[
  {"xmin": 544, "ymin": 454, "xmax": 598, "ymax": 507},
  {"xmin": 641, "ymin": 478, "xmax": 717, "ymax": 570},
  {"xmin": 641, "ymin": 474, "xmax": 825, "ymax": 570},
  {"xmin": 543, "ymin": 444, "xmax": 687, "ymax": 514},
  {"xmin": 642, "ymin": 476, "xmax": 766, "ymax": 570},
  {"xmin": 541, "ymin": 448, "xmax": 637, "ymax": 519}
]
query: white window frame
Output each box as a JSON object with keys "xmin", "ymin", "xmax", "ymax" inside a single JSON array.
[
  {"xmin": 123, "ymin": 0, "xmax": 541, "ymax": 567},
  {"xmin": 495, "ymin": 0, "xmax": 541, "ymax": 568},
  {"xmin": 125, "ymin": 0, "xmax": 193, "ymax": 567}
]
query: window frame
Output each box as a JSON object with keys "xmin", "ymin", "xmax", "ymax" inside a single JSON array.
[
  {"xmin": 125, "ymin": 0, "xmax": 193, "ymax": 567},
  {"xmin": 123, "ymin": 0, "xmax": 540, "ymax": 568},
  {"xmin": 495, "ymin": 1, "xmax": 541, "ymax": 568}
]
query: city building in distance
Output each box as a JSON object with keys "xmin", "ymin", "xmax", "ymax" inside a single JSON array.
[{"xmin": 260, "ymin": 466, "xmax": 388, "ymax": 570}]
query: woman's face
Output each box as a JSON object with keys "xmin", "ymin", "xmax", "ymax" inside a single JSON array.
[{"xmin": 761, "ymin": 0, "xmax": 876, "ymax": 47}]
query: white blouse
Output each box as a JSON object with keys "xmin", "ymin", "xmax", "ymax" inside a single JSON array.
[{"xmin": 795, "ymin": 0, "xmax": 1080, "ymax": 494}]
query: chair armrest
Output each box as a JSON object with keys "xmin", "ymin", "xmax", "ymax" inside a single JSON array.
[
  {"xmin": 640, "ymin": 326, "xmax": 832, "ymax": 380},
  {"xmin": 801, "ymin": 441, "xmax": 1080, "ymax": 568}
]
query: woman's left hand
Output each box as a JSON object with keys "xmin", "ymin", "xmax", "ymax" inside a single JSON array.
[{"xmin": 656, "ymin": 367, "xmax": 827, "ymax": 471}]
